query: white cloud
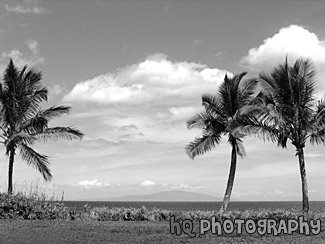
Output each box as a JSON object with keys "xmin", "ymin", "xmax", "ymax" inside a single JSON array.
[
  {"xmin": 64, "ymin": 53, "xmax": 231, "ymax": 105},
  {"xmin": 63, "ymin": 53, "xmax": 232, "ymax": 144},
  {"xmin": 64, "ymin": 74, "xmax": 143, "ymax": 104},
  {"xmin": 273, "ymin": 188, "xmax": 284, "ymax": 195},
  {"xmin": 5, "ymin": 4, "xmax": 47, "ymax": 14},
  {"xmin": 171, "ymin": 183, "xmax": 191, "ymax": 189},
  {"xmin": 168, "ymin": 106, "xmax": 196, "ymax": 118},
  {"xmin": 170, "ymin": 183, "xmax": 204, "ymax": 191},
  {"xmin": 241, "ymin": 25, "xmax": 325, "ymax": 71},
  {"xmin": 79, "ymin": 178, "xmax": 103, "ymax": 187},
  {"xmin": 0, "ymin": 39, "xmax": 45, "ymax": 72},
  {"xmin": 140, "ymin": 180, "xmax": 156, "ymax": 186}
]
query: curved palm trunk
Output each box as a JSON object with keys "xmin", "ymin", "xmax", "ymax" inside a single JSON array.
[
  {"xmin": 220, "ymin": 143, "xmax": 237, "ymax": 212},
  {"xmin": 296, "ymin": 147, "xmax": 309, "ymax": 213},
  {"xmin": 8, "ymin": 147, "xmax": 15, "ymax": 195}
]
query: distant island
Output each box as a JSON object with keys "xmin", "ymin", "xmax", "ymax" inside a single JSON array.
[{"xmin": 102, "ymin": 190, "xmax": 220, "ymax": 202}]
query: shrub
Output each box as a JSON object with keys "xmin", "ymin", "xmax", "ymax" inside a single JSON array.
[{"xmin": 1, "ymin": 191, "xmax": 324, "ymax": 222}]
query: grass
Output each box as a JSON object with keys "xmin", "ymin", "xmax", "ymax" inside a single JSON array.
[
  {"xmin": 1, "ymin": 191, "xmax": 325, "ymax": 243},
  {"xmin": 1, "ymin": 219, "xmax": 325, "ymax": 244}
]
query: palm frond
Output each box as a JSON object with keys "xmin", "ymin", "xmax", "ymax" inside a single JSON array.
[
  {"xmin": 309, "ymin": 100, "xmax": 325, "ymax": 145},
  {"xmin": 239, "ymin": 78, "xmax": 258, "ymax": 102},
  {"xmin": 22, "ymin": 68, "xmax": 43, "ymax": 93},
  {"xmin": 218, "ymin": 73, "xmax": 246, "ymax": 117},
  {"xmin": 235, "ymin": 138, "xmax": 246, "ymax": 158},
  {"xmin": 277, "ymin": 132, "xmax": 289, "ymax": 148},
  {"xmin": 39, "ymin": 106, "xmax": 71, "ymax": 120},
  {"xmin": 201, "ymin": 93, "xmax": 226, "ymax": 119},
  {"xmin": 186, "ymin": 72, "xmax": 258, "ymax": 161},
  {"xmin": 34, "ymin": 127, "xmax": 84, "ymax": 142},
  {"xmin": 185, "ymin": 131, "xmax": 221, "ymax": 159},
  {"xmin": 23, "ymin": 88, "xmax": 49, "ymax": 118},
  {"xmin": 186, "ymin": 110, "xmax": 226, "ymax": 131},
  {"xmin": 186, "ymin": 111, "xmax": 211, "ymax": 130},
  {"xmin": 294, "ymin": 58, "xmax": 316, "ymax": 85},
  {"xmin": 20, "ymin": 106, "xmax": 71, "ymax": 134},
  {"xmin": 5, "ymin": 132, "xmax": 35, "ymax": 149},
  {"xmin": 17, "ymin": 66, "xmax": 28, "ymax": 85},
  {"xmin": 255, "ymin": 57, "xmax": 322, "ymax": 148},
  {"xmin": 311, "ymin": 100, "xmax": 325, "ymax": 125},
  {"xmin": 290, "ymin": 58, "xmax": 316, "ymax": 108},
  {"xmin": 233, "ymin": 110, "xmax": 280, "ymax": 143},
  {"xmin": 1, "ymin": 61, "xmax": 48, "ymax": 124},
  {"xmin": 235, "ymin": 72, "xmax": 248, "ymax": 84},
  {"xmin": 19, "ymin": 143, "xmax": 52, "ymax": 181},
  {"xmin": 235, "ymin": 102, "xmax": 265, "ymax": 118},
  {"xmin": 20, "ymin": 116, "xmax": 48, "ymax": 135},
  {"xmin": 227, "ymin": 134, "xmax": 246, "ymax": 157},
  {"xmin": 310, "ymin": 129, "xmax": 325, "ymax": 145},
  {"xmin": 3, "ymin": 59, "xmax": 18, "ymax": 92}
]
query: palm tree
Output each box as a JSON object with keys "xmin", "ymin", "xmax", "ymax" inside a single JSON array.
[
  {"xmin": 1, "ymin": 60, "xmax": 84, "ymax": 194},
  {"xmin": 235, "ymin": 58, "xmax": 325, "ymax": 213},
  {"xmin": 186, "ymin": 73, "xmax": 258, "ymax": 212}
]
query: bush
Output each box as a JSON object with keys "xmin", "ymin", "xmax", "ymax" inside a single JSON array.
[
  {"xmin": 0, "ymin": 192, "xmax": 68, "ymax": 220},
  {"xmin": 1, "ymin": 191, "xmax": 324, "ymax": 222}
]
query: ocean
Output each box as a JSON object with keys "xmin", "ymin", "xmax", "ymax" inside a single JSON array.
[{"xmin": 63, "ymin": 201, "xmax": 325, "ymax": 212}]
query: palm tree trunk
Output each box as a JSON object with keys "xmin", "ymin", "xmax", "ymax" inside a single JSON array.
[
  {"xmin": 8, "ymin": 147, "xmax": 15, "ymax": 195},
  {"xmin": 296, "ymin": 146, "xmax": 309, "ymax": 213},
  {"xmin": 220, "ymin": 143, "xmax": 237, "ymax": 212}
]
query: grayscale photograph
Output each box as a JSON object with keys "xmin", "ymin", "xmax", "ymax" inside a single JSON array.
[{"xmin": 0, "ymin": 0, "xmax": 324, "ymax": 243}]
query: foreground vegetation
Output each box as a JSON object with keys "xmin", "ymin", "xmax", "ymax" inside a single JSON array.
[
  {"xmin": 1, "ymin": 191, "xmax": 325, "ymax": 222},
  {"xmin": 1, "ymin": 192, "xmax": 325, "ymax": 243}
]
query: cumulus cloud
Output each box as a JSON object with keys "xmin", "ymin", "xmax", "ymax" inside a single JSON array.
[
  {"xmin": 79, "ymin": 178, "xmax": 102, "ymax": 187},
  {"xmin": 64, "ymin": 53, "xmax": 231, "ymax": 105},
  {"xmin": 5, "ymin": 4, "xmax": 47, "ymax": 14},
  {"xmin": 64, "ymin": 74, "xmax": 143, "ymax": 104},
  {"xmin": 140, "ymin": 180, "xmax": 156, "ymax": 186},
  {"xmin": 79, "ymin": 178, "xmax": 111, "ymax": 188},
  {"xmin": 0, "ymin": 39, "xmax": 45, "ymax": 72},
  {"xmin": 241, "ymin": 25, "xmax": 325, "ymax": 71},
  {"xmin": 170, "ymin": 183, "xmax": 204, "ymax": 191},
  {"xmin": 63, "ymin": 53, "xmax": 233, "ymax": 144}
]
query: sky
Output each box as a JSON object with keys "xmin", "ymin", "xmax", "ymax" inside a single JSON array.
[{"xmin": 0, "ymin": 0, "xmax": 325, "ymax": 201}]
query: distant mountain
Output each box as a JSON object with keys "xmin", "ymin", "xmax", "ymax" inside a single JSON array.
[{"xmin": 106, "ymin": 191, "xmax": 220, "ymax": 201}]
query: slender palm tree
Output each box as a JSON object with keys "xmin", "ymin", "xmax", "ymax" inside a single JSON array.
[
  {"xmin": 1, "ymin": 60, "xmax": 84, "ymax": 194},
  {"xmin": 235, "ymin": 58, "xmax": 325, "ymax": 213},
  {"xmin": 186, "ymin": 73, "xmax": 258, "ymax": 212}
]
